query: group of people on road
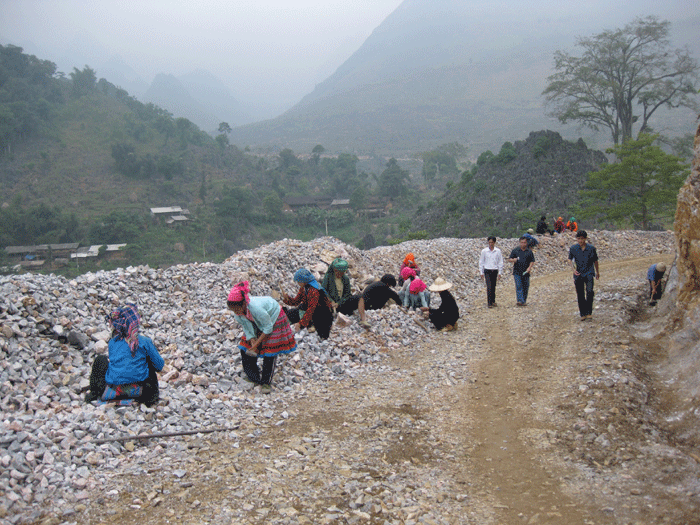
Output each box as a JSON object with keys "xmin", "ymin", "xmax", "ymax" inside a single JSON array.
[
  {"xmin": 85, "ymin": 229, "xmax": 667, "ymax": 402},
  {"xmin": 479, "ymin": 229, "xmax": 597, "ymax": 317}
]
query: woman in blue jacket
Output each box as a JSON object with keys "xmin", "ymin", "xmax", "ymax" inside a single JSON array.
[{"xmin": 85, "ymin": 304, "xmax": 164, "ymax": 406}]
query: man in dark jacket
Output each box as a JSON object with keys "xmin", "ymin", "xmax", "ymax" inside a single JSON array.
[{"xmin": 568, "ymin": 230, "xmax": 599, "ymax": 320}]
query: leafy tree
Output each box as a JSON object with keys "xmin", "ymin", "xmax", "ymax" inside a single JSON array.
[
  {"xmin": 310, "ymin": 144, "xmax": 325, "ymax": 166},
  {"xmin": 494, "ymin": 141, "xmax": 517, "ymax": 164},
  {"xmin": 350, "ymin": 186, "xmax": 367, "ymax": 211},
  {"xmin": 218, "ymin": 121, "xmax": 232, "ymax": 134},
  {"xmin": 582, "ymin": 134, "xmax": 689, "ymax": 229},
  {"xmin": 328, "ymin": 153, "xmax": 360, "ymax": 197},
  {"xmin": 215, "ymin": 133, "xmax": 229, "ymax": 150},
  {"xmin": 543, "ymin": 16, "xmax": 699, "ymax": 145},
  {"xmin": 420, "ymin": 148, "xmax": 458, "ymax": 186},
  {"xmin": 70, "ymin": 66, "xmax": 97, "ymax": 98},
  {"xmin": 263, "ymin": 193, "xmax": 284, "ymax": 223},
  {"xmin": 476, "ymin": 150, "xmax": 494, "ymax": 166},
  {"xmin": 89, "ymin": 211, "xmax": 144, "ymax": 244},
  {"xmin": 278, "ymin": 148, "xmax": 299, "ymax": 171},
  {"xmin": 378, "ymin": 158, "xmax": 409, "ymax": 198},
  {"xmin": 214, "ymin": 186, "xmax": 253, "ymax": 218}
]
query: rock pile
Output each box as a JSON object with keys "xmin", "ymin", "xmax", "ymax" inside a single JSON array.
[{"xmin": 0, "ymin": 230, "xmax": 673, "ymax": 522}]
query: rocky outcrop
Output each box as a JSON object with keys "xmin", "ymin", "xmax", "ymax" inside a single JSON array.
[
  {"xmin": 643, "ymin": 122, "xmax": 700, "ymax": 446},
  {"xmin": 414, "ymin": 130, "xmax": 608, "ymax": 239},
  {"xmin": 674, "ymin": 123, "xmax": 700, "ymax": 308}
]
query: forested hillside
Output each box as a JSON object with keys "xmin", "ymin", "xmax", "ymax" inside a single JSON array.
[
  {"xmin": 413, "ymin": 131, "xmax": 608, "ymax": 238},
  {"xmin": 0, "ymin": 45, "xmax": 459, "ymax": 271}
]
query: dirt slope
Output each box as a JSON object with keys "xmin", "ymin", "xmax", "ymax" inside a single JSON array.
[{"xmin": 79, "ymin": 256, "xmax": 700, "ymax": 525}]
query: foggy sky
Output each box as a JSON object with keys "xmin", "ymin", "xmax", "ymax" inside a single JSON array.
[
  {"xmin": 0, "ymin": 0, "xmax": 403, "ymax": 117},
  {"xmin": 1, "ymin": 0, "xmax": 697, "ymax": 121}
]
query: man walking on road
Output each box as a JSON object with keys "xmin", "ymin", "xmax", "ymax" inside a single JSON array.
[
  {"xmin": 479, "ymin": 236, "xmax": 504, "ymax": 308},
  {"xmin": 507, "ymin": 236, "xmax": 535, "ymax": 306},
  {"xmin": 568, "ymin": 230, "xmax": 599, "ymax": 321}
]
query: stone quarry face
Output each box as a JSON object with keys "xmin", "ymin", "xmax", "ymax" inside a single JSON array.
[{"xmin": 674, "ymin": 123, "xmax": 700, "ymax": 309}]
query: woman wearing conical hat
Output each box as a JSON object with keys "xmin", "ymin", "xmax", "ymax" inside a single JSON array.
[{"xmin": 427, "ymin": 278, "xmax": 459, "ymax": 332}]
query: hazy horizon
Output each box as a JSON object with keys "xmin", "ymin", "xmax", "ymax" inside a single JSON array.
[
  {"xmin": 0, "ymin": 0, "xmax": 403, "ymax": 119},
  {"xmin": 1, "ymin": 0, "xmax": 697, "ymax": 128}
]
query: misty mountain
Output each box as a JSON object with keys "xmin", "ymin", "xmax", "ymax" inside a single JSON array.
[
  {"xmin": 178, "ymin": 70, "xmax": 252, "ymax": 128},
  {"xmin": 98, "ymin": 55, "xmax": 149, "ymax": 98},
  {"xmin": 229, "ymin": 0, "xmax": 699, "ymax": 155},
  {"xmin": 142, "ymin": 71, "xmax": 252, "ymax": 134}
]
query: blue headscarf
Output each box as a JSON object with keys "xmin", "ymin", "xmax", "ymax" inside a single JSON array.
[{"xmin": 294, "ymin": 268, "xmax": 321, "ymax": 290}]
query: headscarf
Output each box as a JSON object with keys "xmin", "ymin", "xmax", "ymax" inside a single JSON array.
[
  {"xmin": 228, "ymin": 281, "xmax": 251, "ymax": 304},
  {"xmin": 106, "ymin": 304, "xmax": 140, "ymax": 356},
  {"xmin": 331, "ymin": 258, "xmax": 348, "ymax": 272},
  {"xmin": 409, "ymin": 278, "xmax": 427, "ymax": 294},
  {"xmin": 294, "ymin": 268, "xmax": 321, "ymax": 290},
  {"xmin": 403, "ymin": 253, "xmax": 416, "ymax": 267},
  {"xmin": 570, "ymin": 217, "xmax": 576, "ymax": 222},
  {"xmin": 400, "ymin": 266, "xmax": 416, "ymax": 281},
  {"xmin": 558, "ymin": 217, "xmax": 563, "ymax": 221}
]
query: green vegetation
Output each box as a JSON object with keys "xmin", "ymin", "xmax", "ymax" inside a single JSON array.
[
  {"xmin": 543, "ymin": 16, "xmax": 699, "ymax": 145},
  {"xmin": 1, "ymin": 46, "xmax": 472, "ymax": 274},
  {"xmin": 581, "ymin": 134, "xmax": 689, "ymax": 229}
]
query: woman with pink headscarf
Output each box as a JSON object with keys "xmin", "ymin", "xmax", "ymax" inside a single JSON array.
[{"xmin": 227, "ymin": 281, "xmax": 296, "ymax": 393}]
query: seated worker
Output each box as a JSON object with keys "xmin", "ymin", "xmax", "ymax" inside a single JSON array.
[
  {"xmin": 536, "ymin": 216, "xmax": 552, "ymax": 235},
  {"xmin": 321, "ymin": 258, "xmax": 354, "ymax": 315},
  {"xmin": 398, "ymin": 253, "xmax": 421, "ymax": 286},
  {"xmin": 566, "ymin": 217, "xmax": 578, "ymax": 232},
  {"xmin": 282, "ymin": 268, "xmax": 334, "ymax": 340},
  {"xmin": 85, "ymin": 304, "xmax": 164, "ymax": 406},
  {"xmin": 427, "ymin": 278, "xmax": 459, "ymax": 331},
  {"xmin": 398, "ymin": 266, "xmax": 416, "ymax": 306},
  {"xmin": 647, "ymin": 262, "xmax": 667, "ymax": 306},
  {"xmin": 340, "ymin": 274, "xmax": 401, "ymax": 328},
  {"xmin": 408, "ymin": 277, "xmax": 430, "ymax": 311},
  {"xmin": 523, "ymin": 230, "xmax": 540, "ymax": 249},
  {"xmin": 554, "ymin": 217, "xmax": 565, "ymax": 234}
]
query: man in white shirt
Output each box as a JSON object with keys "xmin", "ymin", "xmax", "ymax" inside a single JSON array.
[{"xmin": 479, "ymin": 236, "xmax": 504, "ymax": 308}]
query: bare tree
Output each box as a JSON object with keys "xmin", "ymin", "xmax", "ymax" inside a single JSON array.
[{"xmin": 543, "ymin": 16, "xmax": 699, "ymax": 144}]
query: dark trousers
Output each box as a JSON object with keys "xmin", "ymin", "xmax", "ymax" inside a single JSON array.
[
  {"xmin": 338, "ymin": 294, "xmax": 361, "ymax": 315},
  {"xmin": 484, "ymin": 269, "xmax": 498, "ymax": 306},
  {"xmin": 574, "ymin": 275, "xmax": 595, "ymax": 317},
  {"xmin": 87, "ymin": 354, "xmax": 159, "ymax": 406},
  {"xmin": 240, "ymin": 349, "xmax": 277, "ymax": 385},
  {"xmin": 649, "ymin": 279, "xmax": 663, "ymax": 302},
  {"xmin": 285, "ymin": 303, "xmax": 334, "ymax": 340}
]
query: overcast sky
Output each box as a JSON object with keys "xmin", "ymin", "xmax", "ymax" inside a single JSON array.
[{"xmin": 0, "ymin": 0, "xmax": 403, "ymax": 115}]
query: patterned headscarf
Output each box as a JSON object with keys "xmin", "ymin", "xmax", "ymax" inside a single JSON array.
[
  {"xmin": 331, "ymin": 258, "xmax": 348, "ymax": 272},
  {"xmin": 106, "ymin": 304, "xmax": 140, "ymax": 356},
  {"xmin": 400, "ymin": 266, "xmax": 416, "ymax": 281},
  {"xmin": 409, "ymin": 278, "xmax": 427, "ymax": 294},
  {"xmin": 403, "ymin": 253, "xmax": 416, "ymax": 267},
  {"xmin": 294, "ymin": 268, "xmax": 321, "ymax": 290},
  {"xmin": 228, "ymin": 281, "xmax": 251, "ymax": 304}
]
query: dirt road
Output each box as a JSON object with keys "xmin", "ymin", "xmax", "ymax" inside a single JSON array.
[{"xmin": 82, "ymin": 256, "xmax": 700, "ymax": 525}]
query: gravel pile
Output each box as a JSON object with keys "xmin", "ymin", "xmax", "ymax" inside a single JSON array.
[{"xmin": 0, "ymin": 230, "xmax": 674, "ymax": 523}]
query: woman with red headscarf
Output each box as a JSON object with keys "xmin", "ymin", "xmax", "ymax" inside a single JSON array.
[
  {"xmin": 398, "ymin": 253, "xmax": 421, "ymax": 286},
  {"xmin": 227, "ymin": 281, "xmax": 296, "ymax": 393}
]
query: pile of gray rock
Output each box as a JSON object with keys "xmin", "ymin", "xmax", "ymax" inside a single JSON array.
[{"xmin": 0, "ymin": 231, "xmax": 673, "ymax": 522}]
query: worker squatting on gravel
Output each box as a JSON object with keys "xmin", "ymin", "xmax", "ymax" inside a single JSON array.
[{"xmin": 84, "ymin": 303, "xmax": 164, "ymax": 406}]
